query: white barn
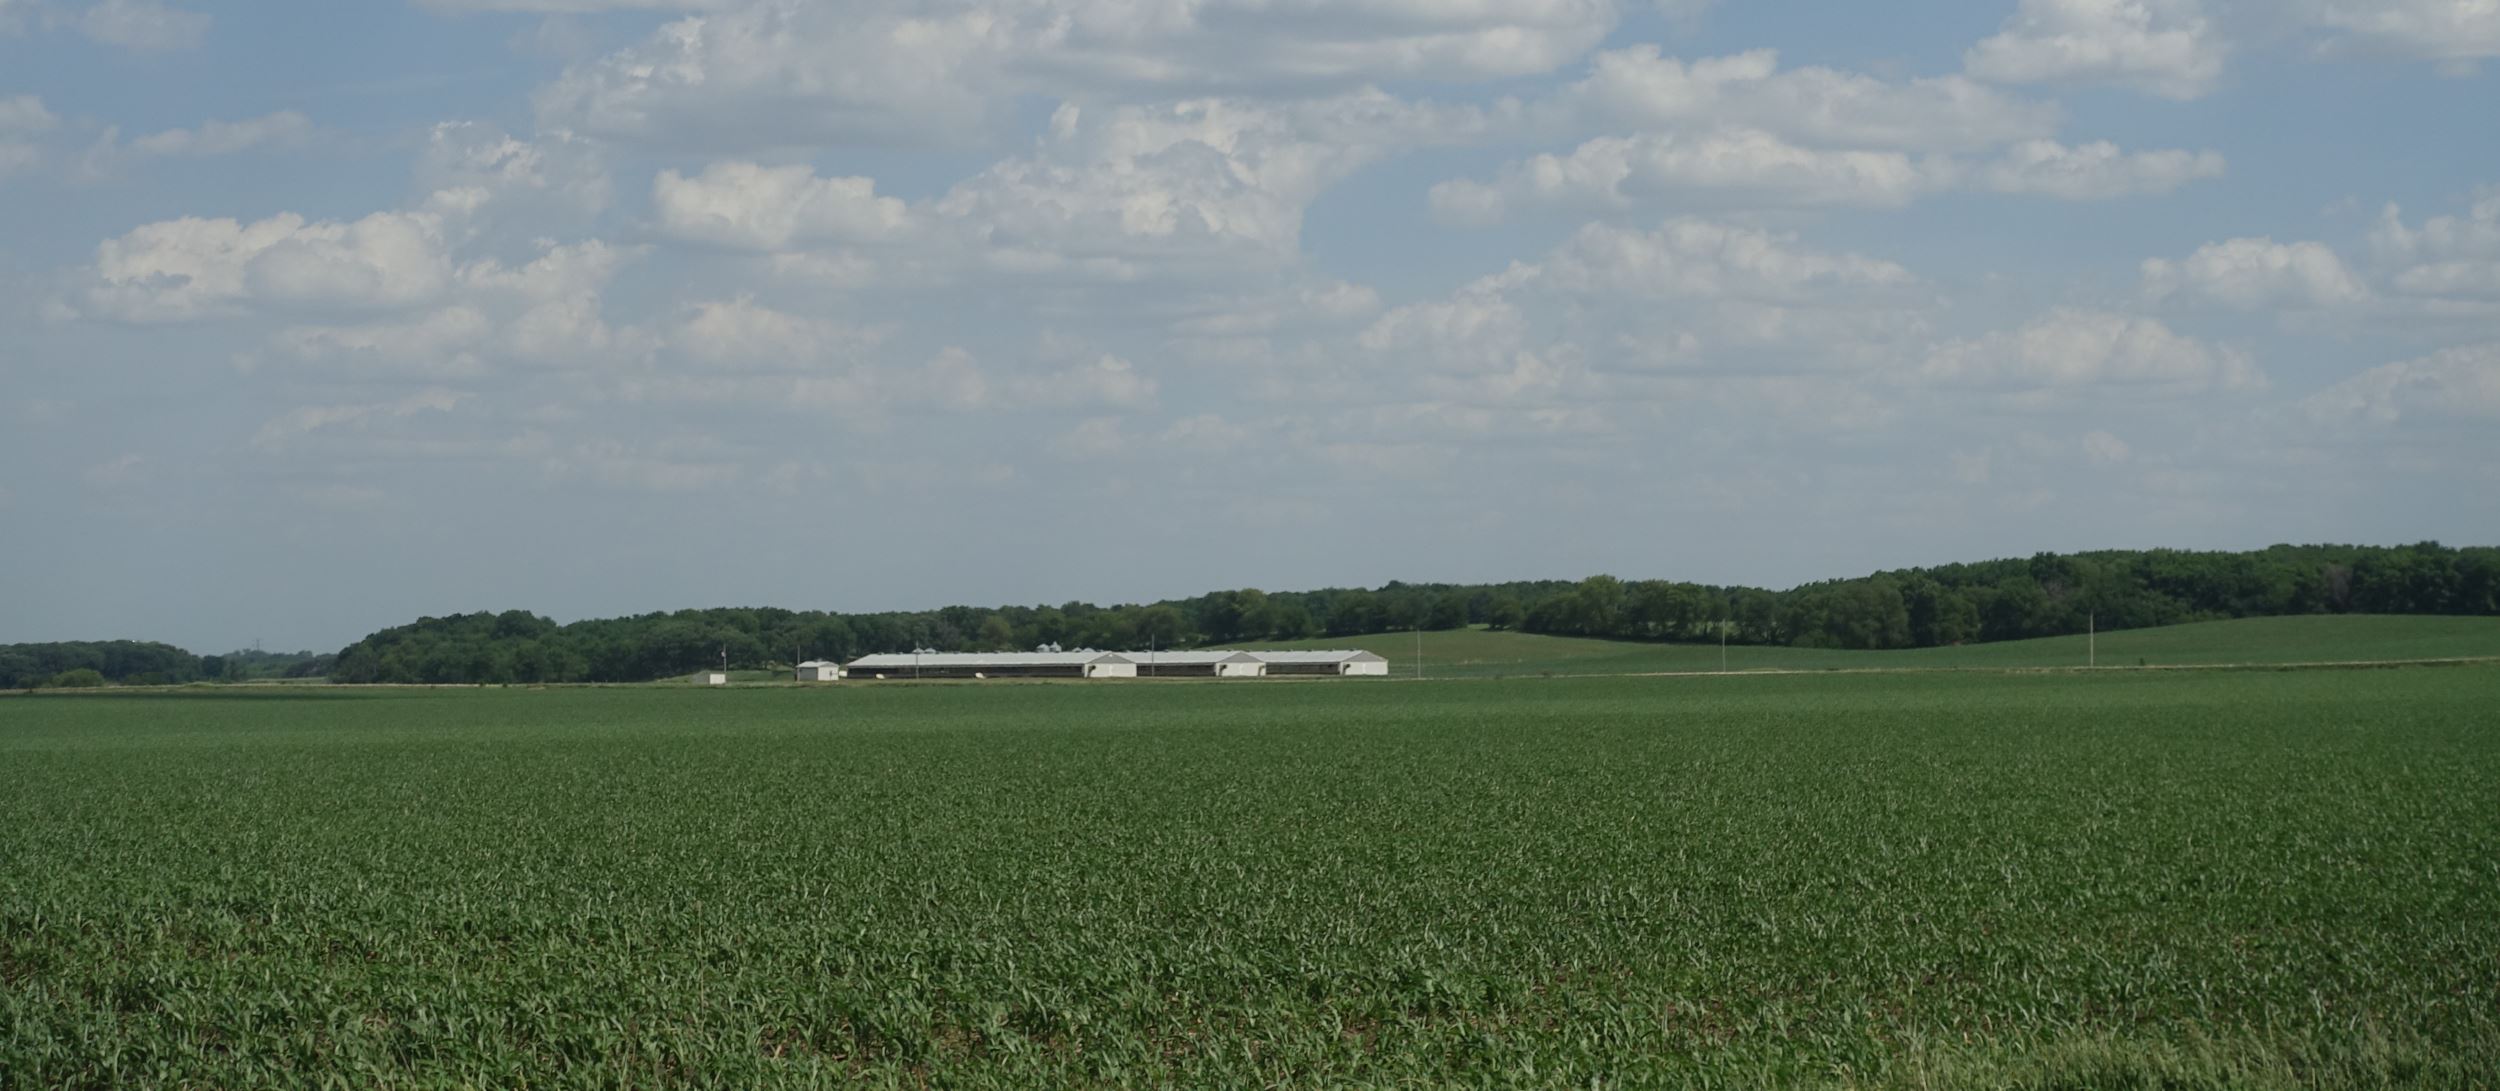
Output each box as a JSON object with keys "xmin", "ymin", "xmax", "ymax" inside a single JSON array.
[
  {"xmin": 844, "ymin": 651, "xmax": 1138, "ymax": 680},
  {"xmin": 795, "ymin": 660, "xmax": 843, "ymax": 682},
  {"xmin": 1130, "ymin": 650, "xmax": 1268, "ymax": 678},
  {"xmin": 835, "ymin": 648, "xmax": 1390, "ymax": 681},
  {"xmin": 1250, "ymin": 650, "xmax": 1391, "ymax": 676}
]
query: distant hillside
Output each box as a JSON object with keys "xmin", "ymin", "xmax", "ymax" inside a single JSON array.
[
  {"xmin": 1225, "ymin": 616, "xmax": 2500, "ymax": 678},
  {"xmin": 316, "ymin": 541, "xmax": 2499, "ymax": 685}
]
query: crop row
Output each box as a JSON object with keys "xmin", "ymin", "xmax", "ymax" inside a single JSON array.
[{"xmin": 3, "ymin": 670, "xmax": 2495, "ymax": 1087}]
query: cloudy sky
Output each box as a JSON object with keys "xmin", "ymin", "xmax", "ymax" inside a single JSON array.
[{"xmin": 4, "ymin": 0, "xmax": 2497, "ymax": 652}]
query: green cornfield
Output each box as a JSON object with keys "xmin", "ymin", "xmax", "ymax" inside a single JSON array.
[{"xmin": 5, "ymin": 668, "xmax": 2497, "ymax": 1088}]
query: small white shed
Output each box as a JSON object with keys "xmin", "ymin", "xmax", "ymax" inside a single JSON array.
[
  {"xmin": 704, "ymin": 672, "xmax": 729, "ymax": 686},
  {"xmin": 1084, "ymin": 656, "xmax": 1140, "ymax": 678},
  {"xmin": 1338, "ymin": 652, "xmax": 1391, "ymax": 677},
  {"xmin": 795, "ymin": 660, "xmax": 843, "ymax": 682}
]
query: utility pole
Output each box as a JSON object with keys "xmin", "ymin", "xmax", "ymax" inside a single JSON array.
[{"xmin": 2089, "ymin": 612, "xmax": 2096, "ymax": 669}]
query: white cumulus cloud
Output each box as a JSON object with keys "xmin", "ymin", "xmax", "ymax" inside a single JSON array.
[
  {"xmin": 66, "ymin": 0, "xmax": 208, "ymax": 50},
  {"xmin": 1361, "ymin": 217, "xmax": 1925, "ymax": 389},
  {"xmin": 1432, "ymin": 128, "xmax": 1945, "ymax": 223},
  {"xmin": 537, "ymin": 0, "xmax": 1613, "ymax": 149},
  {"xmin": 2081, "ymin": 429, "xmax": 2133, "ymax": 464},
  {"xmin": 418, "ymin": 0, "xmax": 738, "ymax": 10},
  {"xmin": 249, "ymin": 388, "xmax": 470, "ymax": 453},
  {"xmin": 1534, "ymin": 217, "xmax": 1920, "ymax": 302},
  {"xmin": 78, "ymin": 211, "xmax": 454, "ymax": 323},
  {"xmin": 1919, "ymin": 308, "xmax": 2263, "ymax": 391},
  {"xmin": 669, "ymin": 296, "xmax": 878, "ymax": 371},
  {"xmin": 0, "ymin": 94, "xmax": 51, "ymax": 178},
  {"xmin": 418, "ymin": 122, "xmax": 612, "ymax": 228},
  {"xmin": 125, "ymin": 111, "xmax": 311, "ymax": 158},
  {"xmin": 0, "ymin": 94, "xmax": 56, "ymax": 134},
  {"xmin": 2371, "ymin": 188, "xmax": 2500, "ymax": 299},
  {"xmin": 941, "ymin": 92, "xmax": 1483, "ymax": 263},
  {"xmin": 1435, "ymin": 133, "xmax": 2220, "ymax": 222},
  {"xmin": 2300, "ymin": 342, "xmax": 2500, "ymax": 424},
  {"xmin": 2301, "ymin": 0, "xmax": 2500, "ymax": 63},
  {"xmin": 263, "ymin": 310, "xmax": 494, "ymax": 377},
  {"xmin": 1558, "ymin": 46, "xmax": 2061, "ymax": 151},
  {"xmin": 1966, "ymin": 0, "xmax": 2226, "ymax": 100},
  {"xmin": 654, "ymin": 162, "xmax": 912, "ymax": 250},
  {"xmin": 258, "ymin": 240, "xmax": 640, "ymax": 376},
  {"xmin": 1973, "ymin": 139, "xmax": 2225, "ymax": 199},
  {"xmin": 2142, "ymin": 237, "xmax": 2370, "ymax": 308}
]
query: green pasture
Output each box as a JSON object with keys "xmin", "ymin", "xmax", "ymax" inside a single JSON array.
[
  {"xmin": 1225, "ymin": 614, "xmax": 2500, "ymax": 677},
  {"xmin": 5, "ymin": 666, "xmax": 2497, "ymax": 1087}
]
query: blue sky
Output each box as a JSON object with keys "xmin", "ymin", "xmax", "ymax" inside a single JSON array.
[{"xmin": 4, "ymin": 0, "xmax": 2497, "ymax": 653}]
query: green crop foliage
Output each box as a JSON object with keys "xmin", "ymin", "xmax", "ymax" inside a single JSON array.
[{"xmin": 5, "ymin": 668, "xmax": 2497, "ymax": 1088}]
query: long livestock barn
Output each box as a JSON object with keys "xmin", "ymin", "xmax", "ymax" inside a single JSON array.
[
  {"xmin": 844, "ymin": 652, "xmax": 1138, "ymax": 680},
  {"xmin": 1129, "ymin": 651, "xmax": 1267, "ymax": 678},
  {"xmin": 1246, "ymin": 650, "xmax": 1391, "ymax": 676},
  {"xmin": 838, "ymin": 649, "xmax": 1389, "ymax": 680}
]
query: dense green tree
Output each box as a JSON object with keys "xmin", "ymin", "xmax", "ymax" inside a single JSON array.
[
  {"xmin": 1904, "ymin": 579, "xmax": 1979, "ymax": 646},
  {"xmin": 1380, "ymin": 590, "xmax": 1425, "ymax": 631},
  {"xmin": 1327, "ymin": 591, "xmax": 1383, "ymax": 637},
  {"xmin": 1195, "ymin": 590, "xmax": 1257, "ymax": 644},
  {"xmin": 1484, "ymin": 593, "xmax": 1526, "ymax": 631},
  {"xmin": 1570, "ymin": 575, "xmax": 1625, "ymax": 636},
  {"xmin": 1268, "ymin": 600, "xmax": 1319, "ymax": 639},
  {"xmin": 1133, "ymin": 605, "xmax": 1188, "ymax": 648},
  {"xmin": 1625, "ymin": 581, "xmax": 1710, "ymax": 640},
  {"xmin": 0, "ymin": 641, "xmax": 202, "ymax": 688}
]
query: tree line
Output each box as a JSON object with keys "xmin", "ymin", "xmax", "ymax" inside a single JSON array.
[
  {"xmin": 316, "ymin": 542, "xmax": 2497, "ymax": 685},
  {"xmin": 0, "ymin": 642, "xmax": 333, "ymax": 689}
]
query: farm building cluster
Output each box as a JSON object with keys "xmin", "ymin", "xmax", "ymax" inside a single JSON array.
[{"xmin": 796, "ymin": 649, "xmax": 1389, "ymax": 681}]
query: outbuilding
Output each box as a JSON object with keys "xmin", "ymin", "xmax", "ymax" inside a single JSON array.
[
  {"xmin": 1251, "ymin": 650, "xmax": 1392, "ymax": 676},
  {"xmin": 795, "ymin": 660, "xmax": 843, "ymax": 682}
]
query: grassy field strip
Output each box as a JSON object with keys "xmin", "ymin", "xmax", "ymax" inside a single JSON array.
[
  {"xmin": 1225, "ymin": 614, "xmax": 2500, "ymax": 678},
  {"xmin": 1605, "ymin": 654, "xmax": 2500, "ymax": 678}
]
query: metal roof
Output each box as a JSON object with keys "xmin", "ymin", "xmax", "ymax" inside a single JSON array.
[
  {"xmin": 1124, "ymin": 650, "xmax": 1261, "ymax": 664},
  {"xmin": 845, "ymin": 651, "xmax": 1132, "ymax": 668},
  {"xmin": 841, "ymin": 649, "xmax": 1388, "ymax": 669},
  {"xmin": 796, "ymin": 660, "xmax": 840, "ymax": 668},
  {"xmin": 1247, "ymin": 650, "xmax": 1390, "ymax": 664}
]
